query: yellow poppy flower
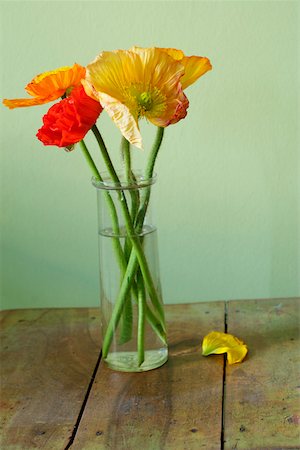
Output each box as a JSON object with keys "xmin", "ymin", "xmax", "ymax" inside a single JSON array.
[
  {"xmin": 202, "ymin": 331, "xmax": 248, "ymax": 365},
  {"xmin": 3, "ymin": 63, "xmax": 85, "ymax": 109},
  {"xmin": 85, "ymin": 47, "xmax": 212, "ymax": 148}
]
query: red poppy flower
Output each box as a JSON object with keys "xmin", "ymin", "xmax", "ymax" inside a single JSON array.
[{"xmin": 36, "ymin": 85, "xmax": 102, "ymax": 148}]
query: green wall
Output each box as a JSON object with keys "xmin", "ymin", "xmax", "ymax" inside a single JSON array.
[{"xmin": 1, "ymin": 1, "xmax": 299, "ymax": 309}]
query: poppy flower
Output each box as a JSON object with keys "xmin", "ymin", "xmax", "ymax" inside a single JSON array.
[
  {"xmin": 36, "ymin": 85, "xmax": 102, "ymax": 148},
  {"xmin": 3, "ymin": 63, "xmax": 85, "ymax": 109},
  {"xmin": 202, "ymin": 331, "xmax": 248, "ymax": 365},
  {"xmin": 84, "ymin": 47, "xmax": 212, "ymax": 148}
]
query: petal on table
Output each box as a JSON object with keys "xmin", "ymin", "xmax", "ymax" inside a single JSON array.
[{"xmin": 202, "ymin": 331, "xmax": 248, "ymax": 365}]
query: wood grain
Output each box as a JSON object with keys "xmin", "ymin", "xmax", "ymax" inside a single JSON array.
[
  {"xmin": 71, "ymin": 302, "xmax": 225, "ymax": 450},
  {"xmin": 224, "ymin": 298, "xmax": 300, "ymax": 450},
  {"xmin": 0, "ymin": 308, "xmax": 101, "ymax": 450}
]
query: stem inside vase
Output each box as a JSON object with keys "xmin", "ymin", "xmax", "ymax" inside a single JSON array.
[{"xmin": 93, "ymin": 171, "xmax": 168, "ymax": 372}]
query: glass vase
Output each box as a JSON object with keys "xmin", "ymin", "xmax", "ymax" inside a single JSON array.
[{"xmin": 92, "ymin": 171, "xmax": 168, "ymax": 372}]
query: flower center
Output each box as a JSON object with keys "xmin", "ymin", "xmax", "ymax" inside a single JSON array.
[
  {"xmin": 138, "ymin": 92, "xmax": 153, "ymax": 112},
  {"xmin": 124, "ymin": 84, "xmax": 167, "ymax": 120},
  {"xmin": 65, "ymin": 86, "xmax": 75, "ymax": 96}
]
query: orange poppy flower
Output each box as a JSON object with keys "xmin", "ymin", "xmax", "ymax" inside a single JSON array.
[{"xmin": 3, "ymin": 63, "xmax": 85, "ymax": 109}]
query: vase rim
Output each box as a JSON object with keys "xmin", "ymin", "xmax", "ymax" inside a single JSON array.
[{"xmin": 92, "ymin": 170, "xmax": 157, "ymax": 191}]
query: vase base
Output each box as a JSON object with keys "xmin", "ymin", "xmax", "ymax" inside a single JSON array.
[{"xmin": 104, "ymin": 347, "xmax": 168, "ymax": 372}]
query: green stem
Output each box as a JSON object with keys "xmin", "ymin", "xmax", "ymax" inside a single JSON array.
[
  {"xmin": 79, "ymin": 140, "xmax": 126, "ymax": 271},
  {"xmin": 102, "ymin": 249, "xmax": 167, "ymax": 358},
  {"xmin": 79, "ymin": 140, "xmax": 101, "ymax": 180},
  {"xmin": 80, "ymin": 136, "xmax": 166, "ymax": 354},
  {"xmin": 92, "ymin": 125, "xmax": 165, "ymax": 323},
  {"xmin": 79, "ymin": 139, "xmax": 120, "ymax": 234},
  {"xmin": 136, "ymin": 127, "xmax": 164, "ymax": 230},
  {"xmin": 137, "ymin": 270, "xmax": 146, "ymax": 366},
  {"xmin": 145, "ymin": 127, "xmax": 165, "ymax": 180},
  {"xmin": 102, "ymin": 250, "xmax": 138, "ymax": 357},
  {"xmin": 122, "ymin": 136, "xmax": 131, "ymax": 181},
  {"xmin": 92, "ymin": 125, "xmax": 119, "ymax": 183},
  {"xmin": 122, "ymin": 136, "xmax": 140, "ymax": 223},
  {"xmin": 119, "ymin": 137, "xmax": 134, "ymax": 344},
  {"xmin": 144, "ymin": 303, "xmax": 167, "ymax": 345},
  {"xmin": 121, "ymin": 136, "xmax": 148, "ymax": 348}
]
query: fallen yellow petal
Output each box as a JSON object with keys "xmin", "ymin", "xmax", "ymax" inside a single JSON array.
[{"xmin": 202, "ymin": 331, "xmax": 248, "ymax": 364}]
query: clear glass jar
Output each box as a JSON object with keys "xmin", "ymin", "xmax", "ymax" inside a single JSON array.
[{"xmin": 92, "ymin": 171, "xmax": 168, "ymax": 372}]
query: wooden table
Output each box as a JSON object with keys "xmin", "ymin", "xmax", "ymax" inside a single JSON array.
[{"xmin": 1, "ymin": 298, "xmax": 299, "ymax": 449}]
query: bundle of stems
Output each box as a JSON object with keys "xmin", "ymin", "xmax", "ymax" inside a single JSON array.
[{"xmin": 79, "ymin": 124, "xmax": 166, "ymax": 366}]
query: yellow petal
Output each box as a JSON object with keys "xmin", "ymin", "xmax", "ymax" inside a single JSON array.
[
  {"xmin": 157, "ymin": 47, "xmax": 185, "ymax": 61},
  {"xmin": 226, "ymin": 345, "xmax": 248, "ymax": 365},
  {"xmin": 180, "ymin": 56, "xmax": 212, "ymax": 89},
  {"xmin": 86, "ymin": 50, "xmax": 141, "ymax": 102},
  {"xmin": 156, "ymin": 48, "xmax": 212, "ymax": 90},
  {"xmin": 202, "ymin": 331, "xmax": 248, "ymax": 365}
]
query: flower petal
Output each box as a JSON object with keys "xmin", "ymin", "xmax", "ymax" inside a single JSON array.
[
  {"xmin": 36, "ymin": 85, "xmax": 102, "ymax": 148},
  {"xmin": 180, "ymin": 56, "xmax": 212, "ymax": 90},
  {"xmin": 25, "ymin": 63, "xmax": 86, "ymax": 97},
  {"xmin": 227, "ymin": 345, "xmax": 248, "ymax": 365},
  {"xmin": 98, "ymin": 92, "xmax": 142, "ymax": 149},
  {"xmin": 156, "ymin": 47, "xmax": 185, "ymax": 61},
  {"xmin": 157, "ymin": 47, "xmax": 212, "ymax": 90},
  {"xmin": 202, "ymin": 331, "xmax": 248, "ymax": 365},
  {"xmin": 3, "ymin": 96, "xmax": 60, "ymax": 109},
  {"xmin": 86, "ymin": 50, "xmax": 142, "ymax": 102},
  {"xmin": 164, "ymin": 88, "xmax": 189, "ymax": 126},
  {"xmin": 3, "ymin": 63, "xmax": 85, "ymax": 109}
]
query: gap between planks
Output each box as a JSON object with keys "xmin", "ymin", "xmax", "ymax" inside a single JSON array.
[
  {"xmin": 221, "ymin": 301, "xmax": 228, "ymax": 450},
  {"xmin": 65, "ymin": 350, "xmax": 103, "ymax": 449}
]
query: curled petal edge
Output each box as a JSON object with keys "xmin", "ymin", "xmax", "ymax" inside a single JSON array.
[{"xmin": 98, "ymin": 92, "xmax": 143, "ymax": 149}]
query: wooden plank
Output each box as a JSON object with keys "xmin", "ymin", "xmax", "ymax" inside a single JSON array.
[
  {"xmin": 71, "ymin": 302, "xmax": 225, "ymax": 450},
  {"xmin": 224, "ymin": 298, "xmax": 300, "ymax": 450},
  {"xmin": 0, "ymin": 308, "xmax": 101, "ymax": 450}
]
